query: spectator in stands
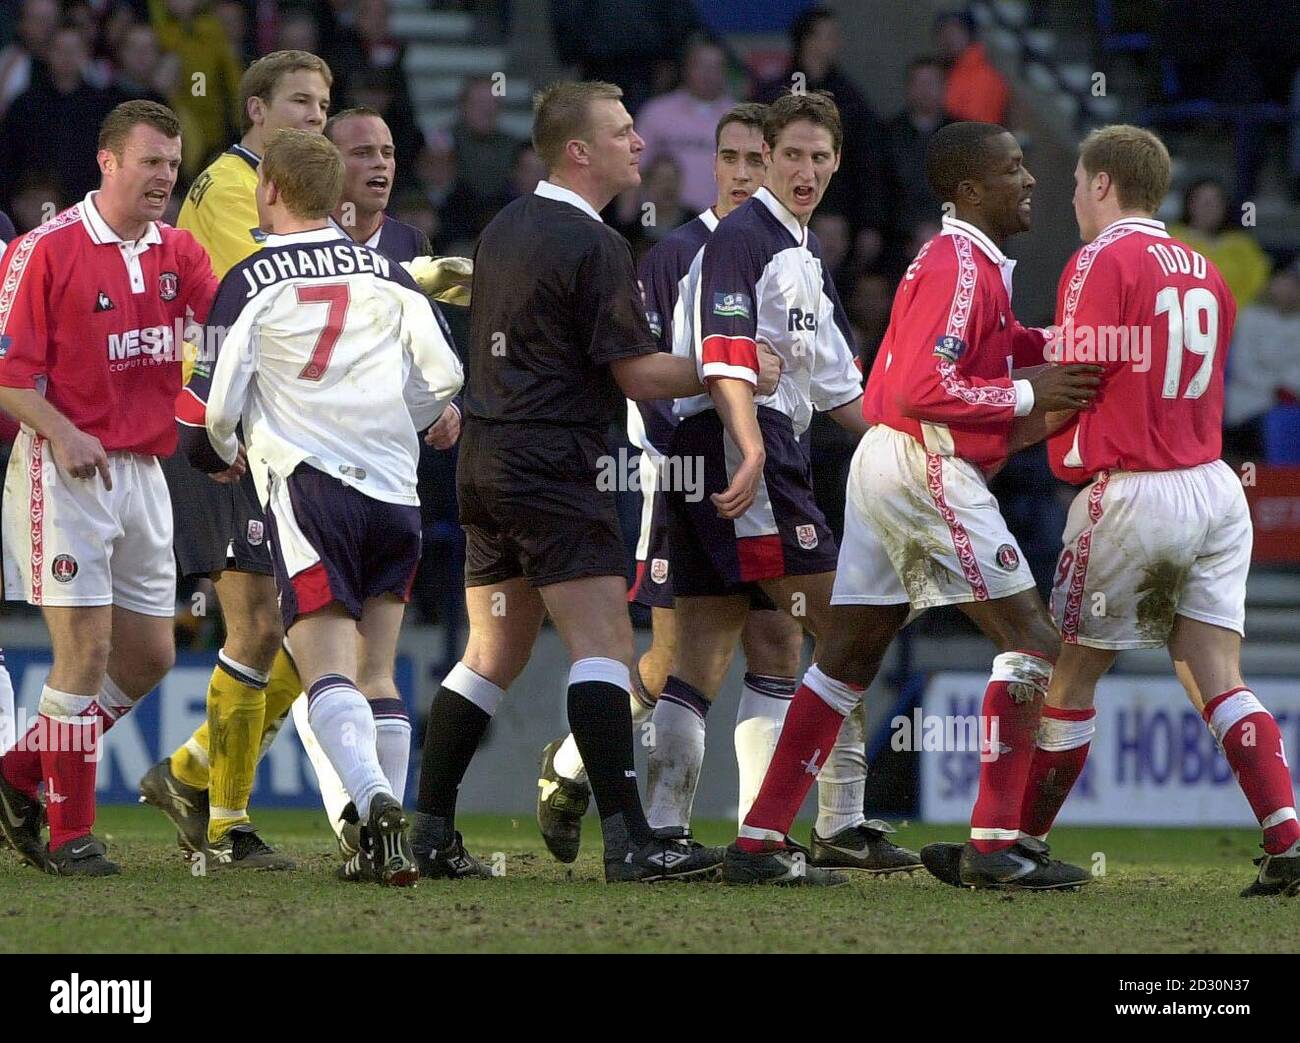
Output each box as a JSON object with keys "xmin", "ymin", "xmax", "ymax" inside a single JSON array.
[
  {"xmin": 756, "ymin": 6, "xmax": 891, "ymax": 271},
  {"xmin": 624, "ymin": 153, "xmax": 688, "ymax": 258},
  {"xmin": 509, "ymin": 142, "xmax": 546, "ymax": 199},
  {"xmin": 213, "ymin": 0, "xmax": 254, "ymax": 66},
  {"xmin": 0, "ymin": 0, "xmax": 59, "ymax": 118},
  {"xmin": 549, "ymin": 0, "xmax": 702, "ymax": 115},
  {"xmin": 345, "ymin": 65, "xmax": 424, "ymax": 192},
  {"xmin": 109, "ymin": 22, "xmax": 177, "ymax": 106},
  {"xmin": 0, "ymin": 25, "xmax": 119, "ymax": 210},
  {"xmin": 150, "ymin": 0, "xmax": 243, "ymax": 177},
  {"xmin": 413, "ymin": 134, "xmax": 479, "ymax": 251},
  {"xmin": 846, "ymin": 271, "xmax": 892, "ymax": 372},
  {"xmin": 810, "ymin": 210, "xmax": 852, "ymax": 289},
  {"xmin": 277, "ymin": 5, "xmax": 322, "ymax": 54},
  {"xmin": 452, "ymin": 76, "xmax": 519, "ymax": 208},
  {"xmin": 8, "ymin": 174, "xmax": 64, "ymax": 234},
  {"xmin": 884, "ymin": 56, "xmax": 952, "ymax": 252},
  {"xmin": 635, "ymin": 37, "xmax": 735, "ymax": 213},
  {"xmin": 934, "ymin": 10, "xmax": 1009, "ymax": 125},
  {"xmin": 1170, "ymin": 176, "xmax": 1272, "ymax": 308},
  {"xmin": 1224, "ymin": 262, "xmax": 1300, "ymax": 458}
]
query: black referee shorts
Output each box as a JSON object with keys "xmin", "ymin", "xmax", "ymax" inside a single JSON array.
[
  {"xmin": 457, "ymin": 421, "xmax": 628, "ymax": 588},
  {"xmin": 161, "ymin": 449, "xmax": 274, "ymax": 579}
]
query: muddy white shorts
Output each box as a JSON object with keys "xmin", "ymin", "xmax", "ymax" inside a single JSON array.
[
  {"xmin": 831, "ymin": 425, "xmax": 1037, "ymax": 610},
  {"xmin": 1050, "ymin": 459, "xmax": 1250, "ymax": 649},
  {"xmin": 3, "ymin": 429, "xmax": 175, "ymax": 615}
]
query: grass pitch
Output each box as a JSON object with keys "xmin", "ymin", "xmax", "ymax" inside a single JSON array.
[{"xmin": 0, "ymin": 808, "xmax": 1292, "ymax": 953}]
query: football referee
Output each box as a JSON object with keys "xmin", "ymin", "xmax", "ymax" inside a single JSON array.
[{"xmin": 411, "ymin": 81, "xmax": 775, "ymax": 881}]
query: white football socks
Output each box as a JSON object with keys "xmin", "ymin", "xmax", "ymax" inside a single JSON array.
[
  {"xmin": 305, "ymin": 676, "xmax": 389, "ymax": 820},
  {"xmin": 816, "ymin": 700, "xmax": 868, "ymax": 838},
  {"xmin": 734, "ymin": 673, "xmax": 796, "ymax": 828},
  {"xmin": 645, "ymin": 680, "xmax": 710, "ymax": 831}
]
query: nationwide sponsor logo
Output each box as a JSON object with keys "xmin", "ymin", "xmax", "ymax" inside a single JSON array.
[
  {"xmin": 996, "ymin": 543, "xmax": 1020, "ymax": 571},
  {"xmin": 650, "ymin": 558, "xmax": 668, "ymax": 584},
  {"xmin": 713, "ymin": 291, "xmax": 751, "ymax": 319},
  {"xmin": 159, "ymin": 271, "xmax": 179, "ymax": 301},
  {"xmin": 933, "ymin": 334, "xmax": 966, "ymax": 362},
  {"xmin": 51, "ymin": 554, "xmax": 78, "ymax": 583},
  {"xmin": 796, "ymin": 523, "xmax": 818, "ymax": 550},
  {"xmin": 246, "ymin": 520, "xmax": 264, "ymax": 546}
]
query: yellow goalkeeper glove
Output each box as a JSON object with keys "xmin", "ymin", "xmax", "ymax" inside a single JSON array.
[{"xmin": 402, "ymin": 255, "xmax": 474, "ymax": 306}]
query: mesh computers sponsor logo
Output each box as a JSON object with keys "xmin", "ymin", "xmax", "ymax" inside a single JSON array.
[{"xmin": 49, "ymin": 975, "xmax": 151, "ymax": 1023}]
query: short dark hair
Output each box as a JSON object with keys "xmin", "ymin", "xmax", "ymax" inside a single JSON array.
[
  {"xmin": 323, "ymin": 106, "xmax": 386, "ymax": 142},
  {"xmin": 763, "ymin": 90, "xmax": 842, "ymax": 154},
  {"xmin": 924, "ymin": 120, "xmax": 1008, "ymax": 200},
  {"xmin": 531, "ymin": 80, "xmax": 623, "ymax": 171},
  {"xmin": 715, "ymin": 102, "xmax": 767, "ymax": 150},
  {"xmin": 98, "ymin": 100, "xmax": 182, "ymax": 156}
]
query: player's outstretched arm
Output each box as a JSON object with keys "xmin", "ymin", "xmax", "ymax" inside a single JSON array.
[
  {"xmin": 826, "ymin": 394, "xmax": 870, "ymax": 435},
  {"xmin": 0, "ymin": 387, "xmax": 111, "ymax": 488}
]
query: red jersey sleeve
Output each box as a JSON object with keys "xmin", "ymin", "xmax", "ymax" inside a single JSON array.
[
  {"xmin": 0, "ymin": 234, "xmax": 53, "ymax": 390},
  {"xmin": 179, "ymin": 230, "xmax": 219, "ymax": 324},
  {"xmin": 890, "ymin": 244, "xmax": 1022, "ymax": 424}
]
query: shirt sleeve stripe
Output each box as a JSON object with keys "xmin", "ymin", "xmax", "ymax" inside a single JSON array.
[{"xmin": 701, "ymin": 333, "xmax": 759, "ymax": 373}]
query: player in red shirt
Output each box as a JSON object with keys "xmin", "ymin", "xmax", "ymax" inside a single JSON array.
[
  {"xmin": 971, "ymin": 125, "xmax": 1297, "ymax": 896},
  {"xmin": 723, "ymin": 121, "xmax": 1103, "ymax": 887},
  {"xmin": 0, "ymin": 101, "xmax": 228, "ymax": 876}
]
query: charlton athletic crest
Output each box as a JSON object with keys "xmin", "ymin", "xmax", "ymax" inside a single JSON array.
[
  {"xmin": 996, "ymin": 543, "xmax": 1020, "ymax": 570},
  {"xmin": 159, "ymin": 271, "xmax": 179, "ymax": 301},
  {"xmin": 796, "ymin": 524, "xmax": 819, "ymax": 550},
  {"xmin": 650, "ymin": 558, "xmax": 668, "ymax": 584},
  {"xmin": 51, "ymin": 554, "xmax": 78, "ymax": 583},
  {"xmin": 247, "ymin": 520, "xmax": 264, "ymax": 546}
]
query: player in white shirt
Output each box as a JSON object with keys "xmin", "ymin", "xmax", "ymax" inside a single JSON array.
[{"xmin": 184, "ymin": 130, "xmax": 464, "ymax": 885}]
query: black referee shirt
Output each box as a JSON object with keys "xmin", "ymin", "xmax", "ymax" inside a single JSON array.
[{"xmin": 464, "ymin": 180, "xmax": 657, "ymax": 431}]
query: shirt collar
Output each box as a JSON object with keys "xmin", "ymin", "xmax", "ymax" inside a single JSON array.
[
  {"xmin": 1099, "ymin": 215, "xmax": 1169, "ymax": 239},
  {"xmin": 941, "ymin": 214, "xmax": 1006, "ymax": 265},
  {"xmin": 698, "ymin": 207, "xmax": 719, "ymax": 232},
  {"xmin": 328, "ymin": 214, "xmax": 384, "ymax": 248},
  {"xmin": 534, "ymin": 179, "xmax": 603, "ymax": 222},
  {"xmin": 754, "ymin": 187, "xmax": 806, "ymax": 245},
  {"xmin": 229, "ymin": 143, "xmax": 261, "ymax": 170},
  {"xmin": 79, "ymin": 192, "xmax": 162, "ymax": 251},
  {"xmin": 263, "ymin": 225, "xmax": 347, "ymax": 248}
]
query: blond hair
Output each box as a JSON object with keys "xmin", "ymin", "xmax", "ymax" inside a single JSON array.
[
  {"xmin": 1078, "ymin": 124, "xmax": 1171, "ymax": 213},
  {"xmin": 531, "ymin": 80, "xmax": 623, "ymax": 171},
  {"xmin": 261, "ymin": 129, "xmax": 343, "ymax": 218},
  {"xmin": 240, "ymin": 50, "xmax": 333, "ymax": 134}
]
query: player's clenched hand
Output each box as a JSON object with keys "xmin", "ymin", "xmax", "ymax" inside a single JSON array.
[
  {"xmin": 1028, "ymin": 363, "xmax": 1104, "ymax": 412},
  {"xmin": 53, "ymin": 427, "xmax": 112, "ymax": 489},
  {"xmin": 755, "ymin": 341, "xmax": 783, "ymax": 396},
  {"xmin": 424, "ymin": 404, "xmax": 461, "ymax": 449},
  {"xmin": 711, "ymin": 449, "xmax": 765, "ymax": 519},
  {"xmin": 211, "ymin": 445, "xmax": 247, "ymax": 484}
]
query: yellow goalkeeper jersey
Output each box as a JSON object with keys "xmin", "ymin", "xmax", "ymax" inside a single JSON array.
[
  {"xmin": 178, "ymin": 144, "xmax": 264, "ymax": 279},
  {"xmin": 178, "ymin": 145, "xmax": 263, "ymax": 383}
]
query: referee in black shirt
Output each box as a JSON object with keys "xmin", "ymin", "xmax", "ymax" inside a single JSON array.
[{"xmin": 411, "ymin": 82, "xmax": 772, "ymax": 881}]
